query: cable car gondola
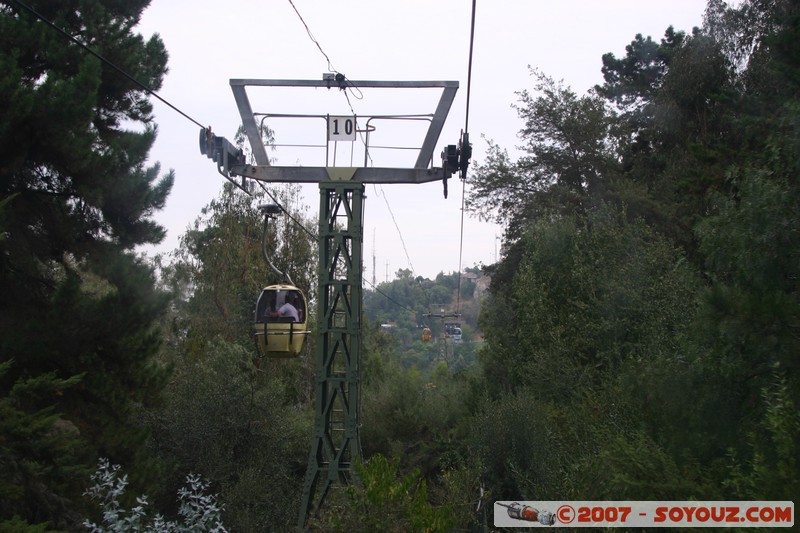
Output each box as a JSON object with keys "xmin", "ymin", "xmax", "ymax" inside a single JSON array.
[
  {"xmin": 253, "ymin": 205, "xmax": 310, "ymax": 358},
  {"xmin": 422, "ymin": 327, "xmax": 432, "ymax": 342},
  {"xmin": 444, "ymin": 322, "xmax": 462, "ymax": 341},
  {"xmin": 254, "ymin": 284, "xmax": 309, "ymax": 357}
]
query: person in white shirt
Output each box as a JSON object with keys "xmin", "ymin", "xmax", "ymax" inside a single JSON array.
[{"xmin": 277, "ymin": 295, "xmax": 300, "ymax": 322}]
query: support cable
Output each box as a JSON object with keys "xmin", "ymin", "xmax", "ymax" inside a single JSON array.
[
  {"xmin": 455, "ymin": 178, "xmax": 467, "ymax": 314},
  {"xmin": 254, "ymin": 182, "xmax": 318, "ymax": 240},
  {"xmin": 285, "ymin": 1, "xmax": 370, "ymax": 163},
  {"xmin": 363, "ymin": 278, "xmax": 417, "ymax": 316},
  {"xmin": 286, "ymin": 0, "xmax": 363, "ymax": 102},
  {"xmin": 261, "ymin": 208, "xmax": 295, "ymax": 286},
  {"xmin": 372, "ymin": 185, "xmax": 415, "ymax": 277},
  {"xmin": 455, "ymin": 0, "xmax": 478, "ymax": 315},
  {"xmin": 287, "ymin": 0, "xmax": 337, "ymax": 73},
  {"xmin": 464, "ymin": 0, "xmax": 477, "ymax": 135}
]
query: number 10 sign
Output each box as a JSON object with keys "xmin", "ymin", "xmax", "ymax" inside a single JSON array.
[{"xmin": 328, "ymin": 116, "xmax": 357, "ymax": 141}]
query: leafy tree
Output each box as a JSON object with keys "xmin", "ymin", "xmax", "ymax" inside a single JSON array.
[
  {"xmin": 690, "ymin": 0, "xmax": 800, "ymax": 498},
  {"xmin": 468, "ymin": 71, "xmax": 617, "ymax": 241},
  {"xmin": 480, "ymin": 210, "xmax": 700, "ymax": 398},
  {"xmin": 0, "ymin": 362, "xmax": 83, "ymax": 533},
  {"xmin": 470, "ymin": 0, "xmax": 800, "ymax": 508},
  {"xmin": 697, "ymin": 174, "xmax": 800, "ymax": 399},
  {"xmin": 596, "ymin": 27, "xmax": 687, "ymax": 122},
  {"xmin": 0, "ymin": 0, "xmax": 172, "ymax": 528},
  {"xmin": 723, "ymin": 370, "xmax": 800, "ymax": 499},
  {"xmin": 470, "ymin": 209, "xmax": 713, "ymax": 501},
  {"xmin": 150, "ymin": 182, "xmax": 316, "ymax": 528},
  {"xmin": 596, "ymin": 25, "xmax": 736, "ymax": 257},
  {"xmin": 146, "ymin": 339, "xmax": 309, "ymax": 531},
  {"xmin": 162, "ymin": 183, "xmax": 315, "ymax": 357},
  {"xmin": 83, "ymin": 459, "xmax": 227, "ymax": 532},
  {"xmin": 361, "ymin": 354, "xmax": 472, "ymax": 471}
]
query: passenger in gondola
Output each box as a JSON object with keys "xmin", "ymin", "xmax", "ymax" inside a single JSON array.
[
  {"xmin": 276, "ymin": 294, "xmax": 300, "ymax": 322},
  {"xmin": 262, "ymin": 293, "xmax": 277, "ymax": 320}
]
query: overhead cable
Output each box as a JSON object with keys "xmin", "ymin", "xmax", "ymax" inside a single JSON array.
[
  {"xmin": 373, "ymin": 185, "xmax": 415, "ymax": 277},
  {"xmin": 255, "ymin": 182, "xmax": 318, "ymax": 240},
  {"xmin": 287, "ymin": 0, "xmax": 337, "ymax": 73},
  {"xmin": 464, "ymin": 0, "xmax": 477, "ymax": 135},
  {"xmin": 363, "ymin": 278, "xmax": 418, "ymax": 316},
  {"xmin": 285, "ymin": 0, "xmax": 368, "ymax": 161},
  {"xmin": 456, "ymin": 179, "xmax": 467, "ymax": 314},
  {"xmin": 456, "ymin": 0, "xmax": 478, "ymax": 314}
]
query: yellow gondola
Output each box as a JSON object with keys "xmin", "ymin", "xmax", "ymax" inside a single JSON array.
[
  {"xmin": 254, "ymin": 284, "xmax": 309, "ymax": 357},
  {"xmin": 422, "ymin": 327, "xmax": 432, "ymax": 342}
]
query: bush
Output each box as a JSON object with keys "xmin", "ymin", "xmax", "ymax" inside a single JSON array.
[{"xmin": 83, "ymin": 459, "xmax": 227, "ymax": 533}]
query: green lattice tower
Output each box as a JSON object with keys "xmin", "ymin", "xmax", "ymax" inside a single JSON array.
[{"xmin": 298, "ymin": 181, "xmax": 365, "ymax": 525}]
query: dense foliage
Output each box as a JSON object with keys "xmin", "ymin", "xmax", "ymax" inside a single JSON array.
[
  {"xmin": 83, "ymin": 459, "xmax": 227, "ymax": 533},
  {"xmin": 3, "ymin": 0, "xmax": 798, "ymax": 530},
  {"xmin": 149, "ymin": 184, "xmax": 316, "ymax": 531},
  {"xmin": 363, "ymin": 268, "xmax": 482, "ymax": 372},
  {"xmin": 468, "ymin": 0, "xmax": 800, "ymax": 509},
  {"xmin": 1, "ymin": 1, "xmax": 172, "ymax": 530}
]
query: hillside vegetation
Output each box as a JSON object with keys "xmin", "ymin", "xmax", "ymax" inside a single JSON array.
[{"xmin": 363, "ymin": 268, "xmax": 486, "ymax": 373}]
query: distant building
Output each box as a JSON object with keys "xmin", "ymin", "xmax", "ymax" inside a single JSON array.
[
  {"xmin": 462, "ymin": 271, "xmax": 480, "ymax": 282},
  {"xmin": 474, "ymin": 275, "xmax": 491, "ymax": 300}
]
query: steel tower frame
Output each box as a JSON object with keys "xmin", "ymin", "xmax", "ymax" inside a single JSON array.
[{"xmin": 298, "ymin": 181, "xmax": 365, "ymax": 524}]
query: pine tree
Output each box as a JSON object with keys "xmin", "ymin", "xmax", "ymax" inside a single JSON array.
[{"xmin": 0, "ymin": 1, "xmax": 173, "ymax": 529}]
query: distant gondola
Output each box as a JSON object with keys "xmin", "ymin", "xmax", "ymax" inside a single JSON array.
[
  {"xmin": 444, "ymin": 322, "xmax": 462, "ymax": 341},
  {"xmin": 254, "ymin": 284, "xmax": 309, "ymax": 357},
  {"xmin": 422, "ymin": 327, "xmax": 432, "ymax": 342}
]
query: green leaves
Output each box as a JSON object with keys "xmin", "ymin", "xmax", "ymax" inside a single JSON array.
[
  {"xmin": 312, "ymin": 454, "xmax": 456, "ymax": 533},
  {"xmin": 723, "ymin": 370, "xmax": 800, "ymax": 499},
  {"xmin": 0, "ymin": 361, "xmax": 86, "ymax": 531},
  {"xmin": 483, "ymin": 212, "xmax": 699, "ymax": 396},
  {"xmin": 468, "ymin": 72, "xmax": 617, "ymax": 236},
  {"xmin": 146, "ymin": 337, "xmax": 310, "ymax": 530},
  {"xmin": 469, "ymin": 0, "xmax": 800, "ymax": 508},
  {"xmin": 83, "ymin": 459, "xmax": 228, "ymax": 532},
  {"xmin": 0, "ymin": 2, "xmax": 175, "ymax": 528},
  {"xmin": 597, "ymin": 28, "xmax": 686, "ymax": 113}
]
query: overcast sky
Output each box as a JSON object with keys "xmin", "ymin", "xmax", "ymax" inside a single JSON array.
[{"xmin": 136, "ymin": 0, "xmax": 708, "ymax": 282}]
